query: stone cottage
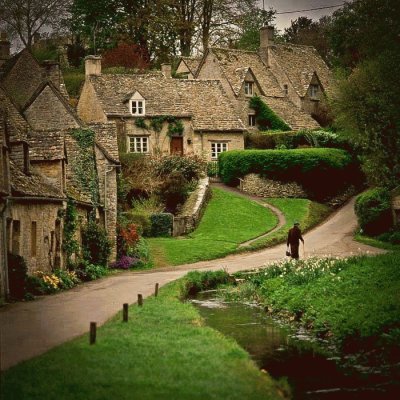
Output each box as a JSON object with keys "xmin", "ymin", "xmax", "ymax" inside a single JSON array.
[
  {"xmin": 77, "ymin": 57, "xmax": 245, "ymax": 161},
  {"xmin": 175, "ymin": 56, "xmax": 202, "ymax": 79},
  {"xmin": 0, "ymin": 48, "xmax": 119, "ymax": 300},
  {"xmin": 190, "ymin": 26, "xmax": 332, "ymax": 130}
]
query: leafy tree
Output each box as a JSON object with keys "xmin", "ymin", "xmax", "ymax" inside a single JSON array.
[
  {"xmin": 0, "ymin": 0, "xmax": 71, "ymax": 49},
  {"xmin": 102, "ymin": 42, "xmax": 150, "ymax": 70}
]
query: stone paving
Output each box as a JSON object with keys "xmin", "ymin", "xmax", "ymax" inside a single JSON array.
[{"xmin": 0, "ymin": 196, "xmax": 384, "ymax": 371}]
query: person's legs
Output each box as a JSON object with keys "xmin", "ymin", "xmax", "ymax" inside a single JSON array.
[{"xmin": 290, "ymin": 244, "xmax": 299, "ymax": 259}]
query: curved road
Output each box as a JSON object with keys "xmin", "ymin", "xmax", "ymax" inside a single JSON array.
[{"xmin": 0, "ymin": 197, "xmax": 384, "ymax": 371}]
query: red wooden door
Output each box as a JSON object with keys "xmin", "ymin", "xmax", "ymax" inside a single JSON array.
[{"xmin": 170, "ymin": 137, "xmax": 183, "ymax": 155}]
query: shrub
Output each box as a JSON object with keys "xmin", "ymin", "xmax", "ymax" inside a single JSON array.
[
  {"xmin": 117, "ymin": 223, "xmax": 140, "ymax": 257},
  {"xmin": 7, "ymin": 254, "xmax": 28, "ymax": 300},
  {"xmin": 378, "ymin": 228, "xmax": 400, "ymax": 244},
  {"xmin": 81, "ymin": 221, "xmax": 112, "ymax": 266},
  {"xmin": 150, "ymin": 213, "xmax": 173, "ymax": 237},
  {"xmin": 154, "ymin": 154, "xmax": 207, "ymax": 181},
  {"xmin": 131, "ymin": 237, "xmax": 151, "ymax": 262},
  {"xmin": 249, "ymin": 96, "xmax": 291, "ymax": 131},
  {"xmin": 75, "ymin": 261, "xmax": 108, "ymax": 282},
  {"xmin": 110, "ymin": 256, "xmax": 142, "ymax": 269},
  {"xmin": 181, "ymin": 270, "xmax": 231, "ymax": 297},
  {"xmin": 218, "ymin": 148, "xmax": 358, "ymax": 200},
  {"xmin": 355, "ymin": 188, "xmax": 393, "ymax": 235}
]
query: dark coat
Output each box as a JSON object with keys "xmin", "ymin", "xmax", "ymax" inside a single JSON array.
[{"xmin": 287, "ymin": 226, "xmax": 304, "ymax": 247}]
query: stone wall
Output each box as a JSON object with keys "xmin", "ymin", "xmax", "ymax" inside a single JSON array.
[
  {"xmin": 0, "ymin": 200, "xmax": 6, "ymax": 300},
  {"xmin": 31, "ymin": 160, "xmax": 64, "ymax": 192},
  {"xmin": 240, "ymin": 173, "xmax": 307, "ymax": 198},
  {"xmin": 173, "ymin": 177, "xmax": 211, "ymax": 236},
  {"xmin": 77, "ymin": 81, "xmax": 108, "ymax": 123}
]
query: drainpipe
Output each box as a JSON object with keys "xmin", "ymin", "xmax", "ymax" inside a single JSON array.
[
  {"xmin": 0, "ymin": 198, "xmax": 9, "ymax": 299},
  {"xmin": 104, "ymin": 165, "xmax": 119, "ymax": 258}
]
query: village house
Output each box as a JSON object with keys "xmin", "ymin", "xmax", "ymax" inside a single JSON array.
[
  {"xmin": 175, "ymin": 56, "xmax": 202, "ymax": 79},
  {"xmin": 0, "ymin": 45, "xmax": 119, "ymax": 300},
  {"xmin": 77, "ymin": 57, "xmax": 245, "ymax": 161},
  {"xmin": 179, "ymin": 26, "xmax": 332, "ymax": 130}
]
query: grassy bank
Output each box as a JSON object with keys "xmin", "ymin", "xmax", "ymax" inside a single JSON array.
[
  {"xmin": 1, "ymin": 274, "xmax": 284, "ymax": 400},
  {"xmin": 227, "ymin": 253, "xmax": 400, "ymax": 350},
  {"xmin": 148, "ymin": 188, "xmax": 278, "ymax": 266}
]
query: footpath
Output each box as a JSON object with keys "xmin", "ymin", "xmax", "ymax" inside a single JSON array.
[{"xmin": 0, "ymin": 197, "xmax": 383, "ymax": 371}]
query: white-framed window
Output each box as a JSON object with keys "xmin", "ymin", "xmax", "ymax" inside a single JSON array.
[
  {"xmin": 283, "ymin": 84, "xmax": 288, "ymax": 96},
  {"xmin": 310, "ymin": 84, "xmax": 319, "ymax": 99},
  {"xmin": 248, "ymin": 114, "xmax": 256, "ymax": 127},
  {"xmin": 244, "ymin": 81, "xmax": 254, "ymax": 96},
  {"xmin": 130, "ymin": 100, "xmax": 145, "ymax": 115},
  {"xmin": 211, "ymin": 142, "xmax": 228, "ymax": 160},
  {"xmin": 128, "ymin": 136, "xmax": 149, "ymax": 153}
]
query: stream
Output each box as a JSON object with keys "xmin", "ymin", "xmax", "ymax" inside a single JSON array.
[{"xmin": 191, "ymin": 293, "xmax": 400, "ymax": 399}]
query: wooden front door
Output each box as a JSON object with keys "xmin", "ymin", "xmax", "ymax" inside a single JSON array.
[{"xmin": 170, "ymin": 137, "xmax": 183, "ymax": 155}]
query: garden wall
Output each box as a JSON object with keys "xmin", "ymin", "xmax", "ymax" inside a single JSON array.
[
  {"xmin": 240, "ymin": 174, "xmax": 307, "ymax": 198},
  {"xmin": 173, "ymin": 177, "xmax": 211, "ymax": 236}
]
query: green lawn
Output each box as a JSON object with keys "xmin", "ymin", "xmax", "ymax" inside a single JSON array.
[
  {"xmin": 243, "ymin": 198, "xmax": 330, "ymax": 251},
  {"xmin": 354, "ymin": 233, "xmax": 400, "ymax": 251},
  {"xmin": 1, "ymin": 279, "xmax": 284, "ymax": 400},
  {"xmin": 148, "ymin": 188, "xmax": 278, "ymax": 266}
]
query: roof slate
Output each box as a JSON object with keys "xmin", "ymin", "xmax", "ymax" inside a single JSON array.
[
  {"xmin": 180, "ymin": 56, "xmax": 202, "ymax": 76},
  {"xmin": 28, "ymin": 130, "xmax": 66, "ymax": 161},
  {"xmin": 209, "ymin": 48, "xmax": 284, "ymax": 97},
  {"xmin": 88, "ymin": 123, "xmax": 120, "ymax": 162},
  {"xmin": 270, "ymin": 44, "xmax": 333, "ymax": 97},
  {"xmin": 89, "ymin": 74, "xmax": 244, "ymax": 131}
]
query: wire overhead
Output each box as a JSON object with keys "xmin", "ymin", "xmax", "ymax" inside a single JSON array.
[{"xmin": 275, "ymin": 3, "xmax": 345, "ymax": 15}]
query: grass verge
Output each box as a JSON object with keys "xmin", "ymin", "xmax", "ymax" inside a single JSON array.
[
  {"xmin": 354, "ymin": 233, "xmax": 400, "ymax": 251},
  {"xmin": 1, "ymin": 274, "xmax": 284, "ymax": 400},
  {"xmin": 148, "ymin": 187, "xmax": 278, "ymax": 266},
  {"xmin": 243, "ymin": 198, "xmax": 331, "ymax": 251}
]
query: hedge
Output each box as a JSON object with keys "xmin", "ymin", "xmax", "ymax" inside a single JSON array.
[
  {"xmin": 249, "ymin": 96, "xmax": 291, "ymax": 131},
  {"xmin": 355, "ymin": 188, "xmax": 393, "ymax": 235},
  {"xmin": 150, "ymin": 213, "xmax": 173, "ymax": 237},
  {"xmin": 218, "ymin": 148, "xmax": 358, "ymax": 200}
]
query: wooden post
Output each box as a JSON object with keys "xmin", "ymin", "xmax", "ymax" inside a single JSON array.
[
  {"xmin": 155, "ymin": 283, "xmax": 159, "ymax": 297},
  {"xmin": 90, "ymin": 322, "xmax": 96, "ymax": 345},
  {"xmin": 123, "ymin": 303, "xmax": 128, "ymax": 322},
  {"xmin": 138, "ymin": 294, "xmax": 143, "ymax": 306}
]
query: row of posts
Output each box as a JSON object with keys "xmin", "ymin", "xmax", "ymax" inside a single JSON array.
[{"xmin": 89, "ymin": 282, "xmax": 159, "ymax": 345}]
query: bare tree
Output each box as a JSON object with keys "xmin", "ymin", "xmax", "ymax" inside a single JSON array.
[{"xmin": 0, "ymin": 0, "xmax": 71, "ymax": 49}]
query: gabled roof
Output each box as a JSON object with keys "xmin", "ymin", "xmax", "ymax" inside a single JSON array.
[
  {"xmin": 179, "ymin": 56, "xmax": 202, "ymax": 76},
  {"xmin": 260, "ymin": 96, "xmax": 320, "ymax": 131},
  {"xmin": 269, "ymin": 44, "xmax": 333, "ymax": 97},
  {"xmin": 10, "ymin": 161, "xmax": 64, "ymax": 199},
  {"xmin": 28, "ymin": 130, "xmax": 66, "ymax": 161},
  {"xmin": 202, "ymin": 48, "xmax": 284, "ymax": 97},
  {"xmin": 89, "ymin": 123, "xmax": 120, "ymax": 163},
  {"xmin": 88, "ymin": 73, "xmax": 244, "ymax": 132}
]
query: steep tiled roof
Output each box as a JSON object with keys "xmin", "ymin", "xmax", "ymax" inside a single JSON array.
[
  {"xmin": 260, "ymin": 96, "xmax": 320, "ymax": 130},
  {"xmin": 180, "ymin": 56, "xmax": 202, "ymax": 75},
  {"xmin": 10, "ymin": 161, "xmax": 64, "ymax": 198},
  {"xmin": 88, "ymin": 123, "xmax": 120, "ymax": 162},
  {"xmin": 28, "ymin": 130, "xmax": 66, "ymax": 161},
  {"xmin": 208, "ymin": 48, "xmax": 284, "ymax": 97},
  {"xmin": 270, "ymin": 44, "xmax": 333, "ymax": 97},
  {"xmin": 0, "ymin": 86, "xmax": 29, "ymax": 141},
  {"xmin": 89, "ymin": 74, "xmax": 244, "ymax": 131}
]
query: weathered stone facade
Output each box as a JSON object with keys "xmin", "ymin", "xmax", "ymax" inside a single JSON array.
[{"xmin": 240, "ymin": 174, "xmax": 307, "ymax": 198}]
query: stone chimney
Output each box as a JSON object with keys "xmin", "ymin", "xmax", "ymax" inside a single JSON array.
[
  {"xmin": 0, "ymin": 32, "xmax": 11, "ymax": 67},
  {"xmin": 161, "ymin": 63, "xmax": 172, "ymax": 78},
  {"xmin": 85, "ymin": 55, "xmax": 102, "ymax": 76},
  {"xmin": 259, "ymin": 26, "xmax": 274, "ymax": 66},
  {"xmin": 42, "ymin": 60, "xmax": 61, "ymax": 86}
]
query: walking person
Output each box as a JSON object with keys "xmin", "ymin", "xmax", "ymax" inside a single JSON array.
[{"xmin": 286, "ymin": 222, "xmax": 304, "ymax": 259}]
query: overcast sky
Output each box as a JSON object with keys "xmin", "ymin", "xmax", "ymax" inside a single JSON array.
[{"xmin": 258, "ymin": 0, "xmax": 346, "ymax": 32}]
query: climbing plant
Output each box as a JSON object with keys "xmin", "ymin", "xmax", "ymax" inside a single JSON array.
[
  {"xmin": 249, "ymin": 96, "xmax": 291, "ymax": 131},
  {"xmin": 61, "ymin": 198, "xmax": 79, "ymax": 267}
]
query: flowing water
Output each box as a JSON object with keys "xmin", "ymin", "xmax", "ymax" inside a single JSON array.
[{"xmin": 192, "ymin": 293, "xmax": 400, "ymax": 399}]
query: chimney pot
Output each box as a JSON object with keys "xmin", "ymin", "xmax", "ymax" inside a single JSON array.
[
  {"xmin": 161, "ymin": 63, "xmax": 172, "ymax": 78},
  {"xmin": 85, "ymin": 55, "xmax": 102, "ymax": 76}
]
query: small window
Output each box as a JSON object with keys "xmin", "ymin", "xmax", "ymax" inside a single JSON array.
[
  {"xmin": 283, "ymin": 84, "xmax": 288, "ymax": 96},
  {"xmin": 130, "ymin": 100, "xmax": 145, "ymax": 115},
  {"xmin": 31, "ymin": 221, "xmax": 37, "ymax": 257},
  {"xmin": 129, "ymin": 136, "xmax": 149, "ymax": 153},
  {"xmin": 310, "ymin": 84, "xmax": 319, "ymax": 99},
  {"xmin": 12, "ymin": 220, "xmax": 21, "ymax": 255},
  {"xmin": 211, "ymin": 142, "xmax": 228, "ymax": 160},
  {"xmin": 244, "ymin": 81, "xmax": 254, "ymax": 96},
  {"xmin": 248, "ymin": 115, "xmax": 256, "ymax": 127}
]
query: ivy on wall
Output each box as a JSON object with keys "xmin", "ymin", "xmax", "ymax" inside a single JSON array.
[
  {"xmin": 134, "ymin": 116, "xmax": 184, "ymax": 136},
  {"xmin": 249, "ymin": 96, "xmax": 291, "ymax": 131},
  {"xmin": 60, "ymin": 198, "xmax": 79, "ymax": 267}
]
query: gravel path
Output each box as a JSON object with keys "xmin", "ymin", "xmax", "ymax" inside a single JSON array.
[{"xmin": 0, "ymin": 196, "xmax": 384, "ymax": 371}]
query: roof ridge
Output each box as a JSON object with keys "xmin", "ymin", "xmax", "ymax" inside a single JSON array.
[{"xmin": 211, "ymin": 47, "xmax": 257, "ymax": 54}]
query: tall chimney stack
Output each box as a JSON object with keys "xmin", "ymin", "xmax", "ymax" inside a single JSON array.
[
  {"xmin": 259, "ymin": 26, "xmax": 274, "ymax": 66},
  {"xmin": 161, "ymin": 63, "xmax": 172, "ymax": 78},
  {"xmin": 85, "ymin": 55, "xmax": 102, "ymax": 76},
  {"xmin": 0, "ymin": 32, "xmax": 11, "ymax": 67}
]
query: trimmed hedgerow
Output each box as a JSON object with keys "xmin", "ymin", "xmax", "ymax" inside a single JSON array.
[
  {"xmin": 249, "ymin": 96, "xmax": 291, "ymax": 131},
  {"xmin": 355, "ymin": 187, "xmax": 393, "ymax": 235},
  {"xmin": 219, "ymin": 148, "xmax": 358, "ymax": 200},
  {"xmin": 150, "ymin": 213, "xmax": 173, "ymax": 237}
]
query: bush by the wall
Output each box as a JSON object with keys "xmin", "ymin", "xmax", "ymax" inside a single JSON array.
[
  {"xmin": 150, "ymin": 213, "xmax": 173, "ymax": 237},
  {"xmin": 249, "ymin": 96, "xmax": 291, "ymax": 131},
  {"xmin": 355, "ymin": 188, "xmax": 393, "ymax": 235},
  {"xmin": 81, "ymin": 221, "xmax": 112, "ymax": 266},
  {"xmin": 219, "ymin": 148, "xmax": 358, "ymax": 200},
  {"xmin": 7, "ymin": 253, "xmax": 28, "ymax": 300}
]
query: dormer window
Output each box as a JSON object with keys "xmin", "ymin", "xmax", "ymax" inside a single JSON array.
[
  {"xmin": 283, "ymin": 84, "xmax": 288, "ymax": 96},
  {"xmin": 127, "ymin": 91, "xmax": 146, "ymax": 115},
  {"xmin": 310, "ymin": 84, "xmax": 319, "ymax": 99},
  {"xmin": 244, "ymin": 81, "xmax": 254, "ymax": 96},
  {"xmin": 130, "ymin": 100, "xmax": 145, "ymax": 115}
]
